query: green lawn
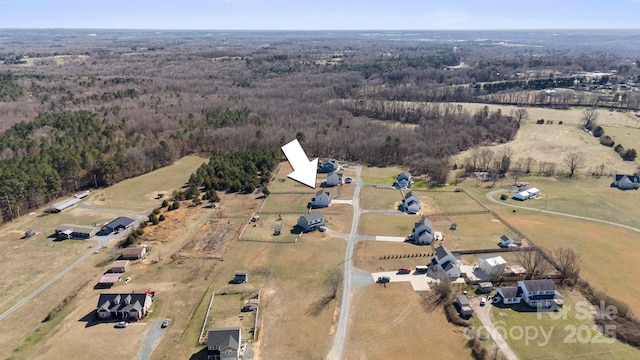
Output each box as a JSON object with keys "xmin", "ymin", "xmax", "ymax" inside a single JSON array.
[
  {"xmin": 492, "ymin": 291, "xmax": 640, "ymax": 359},
  {"xmin": 358, "ymin": 213, "xmax": 416, "ymax": 237},
  {"xmin": 430, "ymin": 190, "xmax": 487, "ymax": 213},
  {"xmin": 445, "ymin": 213, "xmax": 514, "ymax": 251},
  {"xmin": 360, "ymin": 165, "xmax": 405, "ymax": 185}
]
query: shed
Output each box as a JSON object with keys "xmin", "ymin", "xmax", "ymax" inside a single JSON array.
[
  {"xmin": 121, "ymin": 247, "xmax": 146, "ymax": 260},
  {"xmin": 111, "ymin": 260, "xmax": 130, "ymax": 273},
  {"xmin": 513, "ymin": 190, "xmax": 530, "ymax": 201},
  {"xmin": 48, "ymin": 197, "xmax": 82, "ymax": 213},
  {"xmin": 233, "ymin": 271, "xmax": 248, "ymax": 284},
  {"xmin": 526, "ymin": 187, "xmax": 540, "ymax": 198},
  {"xmin": 98, "ymin": 273, "xmax": 122, "ymax": 286},
  {"xmin": 478, "ymin": 282, "xmax": 494, "ymax": 293},
  {"xmin": 455, "ymin": 294, "xmax": 473, "ymax": 317}
]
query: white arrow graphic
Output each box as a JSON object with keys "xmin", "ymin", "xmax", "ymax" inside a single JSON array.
[{"xmin": 281, "ymin": 139, "xmax": 318, "ymax": 188}]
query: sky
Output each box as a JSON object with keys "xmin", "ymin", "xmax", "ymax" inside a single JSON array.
[{"xmin": 0, "ymin": 0, "xmax": 639, "ymax": 30}]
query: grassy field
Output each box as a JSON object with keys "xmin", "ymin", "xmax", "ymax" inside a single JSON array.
[
  {"xmin": 85, "ymin": 155, "xmax": 208, "ymax": 212},
  {"xmin": 359, "ymin": 187, "xmax": 403, "ymax": 210},
  {"xmin": 445, "ymin": 213, "xmax": 515, "ymax": 251},
  {"xmin": 492, "ymin": 291, "xmax": 640, "ymax": 359},
  {"xmin": 484, "ymin": 176, "xmax": 640, "ymax": 227},
  {"xmin": 354, "ymin": 240, "xmax": 433, "ymax": 273},
  {"xmin": 345, "ymin": 283, "xmax": 473, "ymax": 360},
  {"xmin": 240, "ymin": 213, "xmax": 300, "ymax": 242},
  {"xmin": 429, "ymin": 190, "xmax": 486, "ymax": 213},
  {"xmin": 360, "ymin": 165, "xmax": 405, "ymax": 185},
  {"xmin": 358, "ymin": 213, "xmax": 417, "ymax": 237},
  {"xmin": 452, "ymin": 104, "xmax": 638, "ymax": 175}
]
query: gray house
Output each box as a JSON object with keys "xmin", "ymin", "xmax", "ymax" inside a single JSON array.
[
  {"xmin": 310, "ymin": 189, "xmax": 332, "ymax": 208},
  {"xmin": 612, "ymin": 174, "xmax": 640, "ymax": 190},
  {"xmin": 325, "ymin": 172, "xmax": 344, "ymax": 187},
  {"xmin": 297, "ymin": 213, "xmax": 325, "ymax": 232},
  {"xmin": 411, "ymin": 217, "xmax": 434, "ymax": 245},
  {"xmin": 318, "ymin": 159, "xmax": 339, "ymax": 173},
  {"xmin": 402, "ymin": 191, "xmax": 420, "ymax": 214},
  {"xmin": 207, "ymin": 327, "xmax": 241, "ymax": 360},
  {"xmin": 96, "ymin": 292, "xmax": 153, "ymax": 321},
  {"xmin": 395, "ymin": 171, "xmax": 413, "ymax": 189}
]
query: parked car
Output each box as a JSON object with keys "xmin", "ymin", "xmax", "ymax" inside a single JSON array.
[
  {"xmin": 397, "ymin": 268, "xmax": 412, "ymax": 274},
  {"xmin": 500, "ymin": 194, "xmax": 509, "ymax": 200},
  {"xmin": 115, "ymin": 321, "xmax": 128, "ymax": 328},
  {"xmin": 318, "ymin": 226, "xmax": 327, "ymax": 232},
  {"xmin": 480, "ymin": 297, "xmax": 487, "ymax": 306},
  {"xmin": 345, "ymin": 177, "xmax": 353, "ymax": 184},
  {"xmin": 377, "ymin": 276, "xmax": 390, "ymax": 283},
  {"xmin": 161, "ymin": 319, "xmax": 170, "ymax": 328}
]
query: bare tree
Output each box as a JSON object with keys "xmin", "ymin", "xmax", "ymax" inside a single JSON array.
[
  {"xmin": 554, "ymin": 248, "xmax": 581, "ymax": 284},
  {"xmin": 582, "ymin": 108, "xmax": 598, "ymax": 127},
  {"xmin": 428, "ymin": 270, "xmax": 453, "ymax": 305},
  {"xmin": 562, "ymin": 151, "xmax": 586, "ymax": 177},
  {"xmin": 516, "ymin": 250, "xmax": 550, "ymax": 280},
  {"xmin": 478, "ymin": 148, "xmax": 495, "ymax": 171},
  {"xmin": 514, "ymin": 108, "xmax": 529, "ymax": 124}
]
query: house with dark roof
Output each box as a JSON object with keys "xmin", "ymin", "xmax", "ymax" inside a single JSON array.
[
  {"xmin": 612, "ymin": 174, "xmax": 640, "ymax": 190},
  {"xmin": 207, "ymin": 327, "xmax": 241, "ymax": 360},
  {"xmin": 411, "ymin": 217, "xmax": 434, "ymax": 245},
  {"xmin": 401, "ymin": 191, "xmax": 420, "ymax": 214},
  {"xmin": 297, "ymin": 213, "xmax": 325, "ymax": 232},
  {"xmin": 325, "ymin": 172, "xmax": 344, "ymax": 187},
  {"xmin": 104, "ymin": 216, "xmax": 136, "ymax": 233},
  {"xmin": 310, "ymin": 189, "xmax": 332, "ymax": 208},
  {"xmin": 496, "ymin": 279, "xmax": 563, "ymax": 309},
  {"xmin": 430, "ymin": 245, "xmax": 460, "ymax": 279},
  {"xmin": 395, "ymin": 171, "xmax": 413, "ymax": 189},
  {"xmin": 96, "ymin": 292, "xmax": 153, "ymax": 321},
  {"xmin": 54, "ymin": 224, "xmax": 100, "ymax": 240},
  {"xmin": 318, "ymin": 159, "xmax": 339, "ymax": 173}
]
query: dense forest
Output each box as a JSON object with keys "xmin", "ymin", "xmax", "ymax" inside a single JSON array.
[{"xmin": 1, "ymin": 29, "xmax": 640, "ymax": 221}]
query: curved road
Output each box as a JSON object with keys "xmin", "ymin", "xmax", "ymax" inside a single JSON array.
[{"xmin": 485, "ymin": 190, "xmax": 640, "ymax": 233}]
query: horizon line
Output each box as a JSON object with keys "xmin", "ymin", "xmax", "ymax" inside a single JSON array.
[{"xmin": 2, "ymin": 27, "xmax": 640, "ymax": 32}]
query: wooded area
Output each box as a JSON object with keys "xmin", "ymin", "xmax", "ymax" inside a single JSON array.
[{"xmin": 1, "ymin": 29, "xmax": 640, "ymax": 220}]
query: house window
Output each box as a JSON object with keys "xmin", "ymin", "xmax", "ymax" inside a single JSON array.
[{"xmin": 226, "ymin": 350, "xmax": 233, "ymax": 355}]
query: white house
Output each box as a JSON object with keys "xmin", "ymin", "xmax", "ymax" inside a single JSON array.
[
  {"xmin": 513, "ymin": 190, "xmax": 530, "ymax": 201},
  {"xmin": 310, "ymin": 190, "xmax": 331, "ymax": 208},
  {"xmin": 478, "ymin": 255, "xmax": 507, "ymax": 277},
  {"xmin": 498, "ymin": 235, "xmax": 521, "ymax": 248},
  {"xmin": 526, "ymin": 187, "xmax": 540, "ymax": 198},
  {"xmin": 207, "ymin": 327, "xmax": 241, "ymax": 360},
  {"xmin": 297, "ymin": 213, "xmax": 325, "ymax": 232},
  {"xmin": 518, "ymin": 279, "xmax": 563, "ymax": 309},
  {"xmin": 496, "ymin": 286, "xmax": 522, "ymax": 304},
  {"xmin": 325, "ymin": 172, "xmax": 344, "ymax": 187},
  {"xmin": 431, "ymin": 245, "xmax": 460, "ymax": 279},
  {"xmin": 496, "ymin": 279, "xmax": 563, "ymax": 309},
  {"xmin": 411, "ymin": 217, "xmax": 434, "ymax": 245},
  {"xmin": 395, "ymin": 171, "xmax": 413, "ymax": 189},
  {"xmin": 402, "ymin": 191, "xmax": 420, "ymax": 214},
  {"xmin": 612, "ymin": 174, "xmax": 640, "ymax": 190}
]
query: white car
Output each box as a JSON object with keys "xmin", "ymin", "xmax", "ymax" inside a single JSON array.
[
  {"xmin": 480, "ymin": 297, "xmax": 487, "ymax": 306},
  {"xmin": 318, "ymin": 226, "xmax": 327, "ymax": 232},
  {"xmin": 115, "ymin": 321, "xmax": 128, "ymax": 328}
]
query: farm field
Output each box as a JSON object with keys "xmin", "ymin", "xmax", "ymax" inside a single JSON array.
[
  {"xmin": 492, "ymin": 291, "xmax": 640, "ymax": 360},
  {"xmin": 85, "ymin": 155, "xmax": 209, "ymax": 212},
  {"xmin": 345, "ymin": 283, "xmax": 473, "ymax": 360},
  {"xmin": 452, "ymin": 104, "xmax": 639, "ymax": 174},
  {"xmin": 354, "ymin": 240, "xmax": 433, "ymax": 273}
]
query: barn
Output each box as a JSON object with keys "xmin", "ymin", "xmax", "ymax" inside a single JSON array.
[
  {"xmin": 55, "ymin": 224, "xmax": 100, "ymax": 240},
  {"xmin": 478, "ymin": 255, "xmax": 507, "ymax": 277},
  {"xmin": 111, "ymin": 260, "xmax": 130, "ymax": 273},
  {"xmin": 48, "ymin": 198, "xmax": 82, "ymax": 213},
  {"xmin": 104, "ymin": 217, "xmax": 136, "ymax": 233}
]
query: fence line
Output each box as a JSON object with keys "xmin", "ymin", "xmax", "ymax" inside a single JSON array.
[
  {"xmin": 198, "ymin": 291, "xmax": 216, "ymax": 345},
  {"xmin": 425, "ymin": 210, "xmax": 490, "ymax": 217}
]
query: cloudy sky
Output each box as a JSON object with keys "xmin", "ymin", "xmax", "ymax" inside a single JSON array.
[{"xmin": 1, "ymin": 0, "xmax": 639, "ymax": 30}]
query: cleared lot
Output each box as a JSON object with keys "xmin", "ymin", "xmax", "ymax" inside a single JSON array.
[{"xmin": 370, "ymin": 271, "xmax": 433, "ymax": 291}]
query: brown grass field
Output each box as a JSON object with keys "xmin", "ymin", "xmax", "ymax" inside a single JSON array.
[
  {"xmin": 359, "ymin": 187, "xmax": 403, "ymax": 210},
  {"xmin": 452, "ymin": 104, "xmax": 639, "ymax": 175},
  {"xmin": 345, "ymin": 283, "xmax": 473, "ymax": 360},
  {"xmin": 360, "ymin": 165, "xmax": 405, "ymax": 185},
  {"xmin": 358, "ymin": 213, "xmax": 417, "ymax": 237},
  {"xmin": 85, "ymin": 155, "xmax": 208, "ymax": 212}
]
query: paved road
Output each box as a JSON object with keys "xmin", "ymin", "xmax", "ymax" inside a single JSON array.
[
  {"xmin": 485, "ymin": 190, "xmax": 640, "ymax": 233},
  {"xmin": 327, "ymin": 166, "xmax": 371, "ymax": 360},
  {"xmin": 471, "ymin": 299, "xmax": 518, "ymax": 360},
  {"xmin": 138, "ymin": 319, "xmax": 165, "ymax": 360}
]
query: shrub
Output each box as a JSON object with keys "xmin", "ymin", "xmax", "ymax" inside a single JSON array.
[
  {"xmin": 153, "ymin": 208, "xmax": 161, "ymax": 215},
  {"xmin": 161, "ymin": 200, "xmax": 169, "ymax": 208},
  {"xmin": 536, "ymin": 119, "xmax": 545, "ymax": 124},
  {"xmin": 614, "ymin": 144, "xmax": 625, "ymax": 154},
  {"xmin": 135, "ymin": 228, "xmax": 144, "ymax": 236},
  {"xmin": 169, "ymin": 201, "xmax": 180, "ymax": 210},
  {"xmin": 592, "ymin": 126, "xmax": 604, "ymax": 137},
  {"xmin": 126, "ymin": 234, "xmax": 136, "ymax": 245},
  {"xmin": 558, "ymin": 120, "xmax": 563, "ymax": 125},
  {"xmin": 159, "ymin": 214, "xmax": 166, "ymax": 221},
  {"xmin": 151, "ymin": 215, "xmax": 159, "ymax": 225},
  {"xmin": 622, "ymin": 148, "xmax": 637, "ymax": 161},
  {"xmin": 600, "ymin": 135, "xmax": 615, "ymax": 147}
]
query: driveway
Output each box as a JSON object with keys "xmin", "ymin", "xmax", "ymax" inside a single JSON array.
[
  {"xmin": 470, "ymin": 298, "xmax": 518, "ymax": 360},
  {"xmin": 370, "ymin": 271, "xmax": 433, "ymax": 291},
  {"xmin": 138, "ymin": 319, "xmax": 165, "ymax": 360}
]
